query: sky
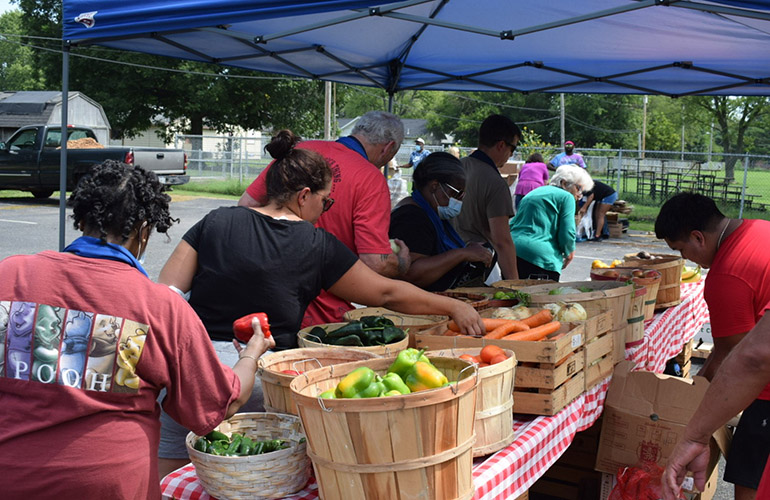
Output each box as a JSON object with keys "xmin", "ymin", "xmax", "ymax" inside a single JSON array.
[{"xmin": 0, "ymin": 0, "xmax": 15, "ymax": 14}]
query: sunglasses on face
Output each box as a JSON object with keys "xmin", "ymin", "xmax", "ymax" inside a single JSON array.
[
  {"xmin": 442, "ymin": 182, "xmax": 465, "ymax": 200},
  {"xmin": 321, "ymin": 196, "xmax": 335, "ymax": 213},
  {"xmin": 503, "ymin": 140, "xmax": 517, "ymax": 154}
]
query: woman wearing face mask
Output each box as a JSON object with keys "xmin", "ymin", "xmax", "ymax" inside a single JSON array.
[
  {"xmin": 509, "ymin": 165, "xmax": 594, "ymax": 281},
  {"xmin": 389, "ymin": 152, "xmax": 494, "ymax": 291}
]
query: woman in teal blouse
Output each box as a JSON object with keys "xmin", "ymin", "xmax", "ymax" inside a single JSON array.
[{"xmin": 509, "ymin": 165, "xmax": 594, "ymax": 281}]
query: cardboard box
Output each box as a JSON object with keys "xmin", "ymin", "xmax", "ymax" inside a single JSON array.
[
  {"xmin": 595, "ymin": 362, "xmax": 730, "ymax": 498},
  {"xmin": 499, "ymin": 160, "xmax": 523, "ymax": 175}
]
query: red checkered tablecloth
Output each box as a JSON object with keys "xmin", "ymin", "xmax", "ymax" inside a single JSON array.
[
  {"xmin": 161, "ymin": 283, "xmax": 707, "ymax": 500},
  {"xmin": 631, "ymin": 281, "xmax": 709, "ymax": 372}
]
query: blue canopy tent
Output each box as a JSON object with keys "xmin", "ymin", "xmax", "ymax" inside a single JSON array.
[{"xmin": 56, "ymin": 0, "xmax": 770, "ymax": 246}]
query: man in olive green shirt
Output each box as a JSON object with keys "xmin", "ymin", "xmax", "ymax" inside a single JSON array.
[{"xmin": 454, "ymin": 114, "xmax": 521, "ymax": 280}]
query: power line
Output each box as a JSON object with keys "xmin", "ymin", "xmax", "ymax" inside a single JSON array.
[{"xmin": 0, "ymin": 34, "xmax": 306, "ymax": 81}]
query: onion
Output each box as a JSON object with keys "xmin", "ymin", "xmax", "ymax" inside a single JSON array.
[
  {"xmin": 491, "ymin": 304, "xmax": 531, "ymax": 320},
  {"xmin": 557, "ymin": 303, "xmax": 588, "ymax": 322},
  {"xmin": 542, "ymin": 303, "xmax": 563, "ymax": 318}
]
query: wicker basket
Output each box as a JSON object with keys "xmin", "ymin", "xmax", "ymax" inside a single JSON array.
[
  {"xmin": 590, "ymin": 268, "xmax": 662, "ymax": 320},
  {"xmin": 298, "ymin": 322, "xmax": 409, "ymax": 356},
  {"xmin": 257, "ymin": 348, "xmax": 379, "ymax": 415},
  {"xmin": 185, "ymin": 412, "xmax": 311, "ymax": 500}
]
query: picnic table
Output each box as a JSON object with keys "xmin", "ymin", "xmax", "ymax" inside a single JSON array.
[{"xmin": 160, "ymin": 281, "xmax": 709, "ymax": 500}]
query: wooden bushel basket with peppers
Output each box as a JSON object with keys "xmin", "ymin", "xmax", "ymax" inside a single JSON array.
[
  {"xmin": 317, "ymin": 348, "xmax": 450, "ymax": 399},
  {"xmin": 306, "ymin": 315, "xmax": 407, "ymax": 347}
]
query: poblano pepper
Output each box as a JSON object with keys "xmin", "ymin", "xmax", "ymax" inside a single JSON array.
[
  {"xmin": 382, "ymin": 372, "xmax": 411, "ymax": 394},
  {"xmin": 325, "ymin": 321, "xmax": 364, "ymax": 340},
  {"xmin": 335, "ymin": 366, "xmax": 377, "ymax": 398},
  {"xmin": 381, "ymin": 326, "xmax": 406, "ymax": 344},
  {"xmin": 331, "ymin": 334, "xmax": 364, "ymax": 346},
  {"xmin": 387, "ymin": 348, "xmax": 431, "ymax": 379},
  {"xmin": 404, "ymin": 360, "xmax": 449, "ymax": 392}
]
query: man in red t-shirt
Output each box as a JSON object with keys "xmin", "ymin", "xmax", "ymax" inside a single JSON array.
[
  {"xmin": 238, "ymin": 111, "xmax": 410, "ymax": 326},
  {"xmin": 656, "ymin": 192, "xmax": 770, "ymax": 500}
]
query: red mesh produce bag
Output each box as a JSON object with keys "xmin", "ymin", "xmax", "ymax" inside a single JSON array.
[{"xmin": 609, "ymin": 460, "xmax": 684, "ymax": 500}]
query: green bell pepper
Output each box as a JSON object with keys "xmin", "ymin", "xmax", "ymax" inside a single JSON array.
[
  {"xmin": 382, "ymin": 372, "xmax": 411, "ymax": 394},
  {"xmin": 387, "ymin": 348, "xmax": 430, "ymax": 379},
  {"xmin": 335, "ymin": 366, "xmax": 377, "ymax": 398},
  {"xmin": 319, "ymin": 389, "xmax": 337, "ymax": 399},
  {"xmin": 353, "ymin": 379, "xmax": 386, "ymax": 398}
]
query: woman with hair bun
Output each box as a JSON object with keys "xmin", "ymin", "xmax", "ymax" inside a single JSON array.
[
  {"xmin": 390, "ymin": 152, "xmax": 493, "ymax": 290},
  {"xmin": 157, "ymin": 130, "xmax": 485, "ymax": 473}
]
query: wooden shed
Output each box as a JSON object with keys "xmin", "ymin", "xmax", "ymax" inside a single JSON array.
[{"xmin": 0, "ymin": 91, "xmax": 111, "ymax": 144}]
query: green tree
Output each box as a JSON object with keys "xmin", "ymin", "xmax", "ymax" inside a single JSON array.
[
  {"xmin": 338, "ymin": 86, "xmax": 442, "ymax": 119},
  {"xmin": 17, "ymin": 0, "xmax": 325, "ymax": 141},
  {"xmin": 0, "ymin": 10, "xmax": 46, "ymax": 90},
  {"xmin": 690, "ymin": 96, "xmax": 770, "ymax": 180}
]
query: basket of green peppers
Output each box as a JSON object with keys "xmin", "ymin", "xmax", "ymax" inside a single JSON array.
[
  {"xmin": 315, "ymin": 348, "xmax": 464, "ymax": 399},
  {"xmin": 185, "ymin": 412, "xmax": 311, "ymax": 499},
  {"xmin": 298, "ymin": 316, "xmax": 409, "ymax": 355}
]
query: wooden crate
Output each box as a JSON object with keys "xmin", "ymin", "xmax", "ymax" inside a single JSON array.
[
  {"xmin": 609, "ymin": 325, "xmax": 628, "ymax": 365},
  {"xmin": 415, "ymin": 322, "xmax": 585, "ymax": 364},
  {"xmin": 415, "ymin": 323, "xmax": 586, "ymax": 416},
  {"xmin": 692, "ymin": 341, "xmax": 713, "ymax": 360},
  {"xmin": 675, "ymin": 339, "xmax": 693, "ymax": 365},
  {"xmin": 583, "ymin": 330, "xmax": 614, "ymax": 391},
  {"xmin": 681, "ymin": 358, "xmax": 692, "ymax": 379},
  {"xmin": 531, "ymin": 422, "xmax": 603, "ymax": 500},
  {"xmin": 608, "ymin": 222, "xmax": 623, "ymax": 238}
]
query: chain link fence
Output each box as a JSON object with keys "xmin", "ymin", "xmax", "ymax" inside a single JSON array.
[{"xmin": 175, "ymin": 133, "xmax": 770, "ymax": 219}]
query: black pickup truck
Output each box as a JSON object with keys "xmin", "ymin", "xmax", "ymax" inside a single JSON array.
[{"xmin": 0, "ymin": 125, "xmax": 189, "ymax": 198}]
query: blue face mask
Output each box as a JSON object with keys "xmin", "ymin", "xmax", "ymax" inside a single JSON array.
[{"xmin": 434, "ymin": 192, "xmax": 463, "ymax": 220}]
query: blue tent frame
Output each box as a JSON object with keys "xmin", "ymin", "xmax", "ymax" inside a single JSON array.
[{"xmin": 56, "ymin": 0, "xmax": 770, "ymax": 247}]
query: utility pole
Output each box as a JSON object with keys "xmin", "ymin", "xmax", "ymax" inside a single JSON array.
[
  {"xmin": 681, "ymin": 102, "xmax": 685, "ymax": 160},
  {"xmin": 324, "ymin": 81, "xmax": 332, "ymax": 140},
  {"xmin": 708, "ymin": 121, "xmax": 714, "ymax": 167},
  {"xmin": 641, "ymin": 95, "xmax": 648, "ymax": 158},
  {"xmin": 560, "ymin": 93, "xmax": 565, "ymax": 145}
]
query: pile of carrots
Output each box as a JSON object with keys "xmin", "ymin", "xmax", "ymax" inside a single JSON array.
[{"xmin": 446, "ymin": 309, "xmax": 560, "ymax": 341}]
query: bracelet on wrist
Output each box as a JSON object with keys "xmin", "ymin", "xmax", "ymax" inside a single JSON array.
[{"xmin": 238, "ymin": 353, "xmax": 259, "ymax": 364}]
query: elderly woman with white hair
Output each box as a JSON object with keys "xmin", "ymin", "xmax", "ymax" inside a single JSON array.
[{"xmin": 508, "ymin": 165, "xmax": 594, "ymax": 281}]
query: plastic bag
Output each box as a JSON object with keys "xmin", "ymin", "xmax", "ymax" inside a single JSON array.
[
  {"xmin": 576, "ymin": 201, "xmax": 594, "ymax": 240},
  {"xmin": 608, "ymin": 460, "xmax": 684, "ymax": 500}
]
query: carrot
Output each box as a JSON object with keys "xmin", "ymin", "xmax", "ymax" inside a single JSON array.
[
  {"xmin": 482, "ymin": 320, "xmax": 530, "ymax": 340},
  {"xmin": 447, "ymin": 318, "xmax": 518, "ymax": 332},
  {"xmin": 521, "ymin": 309, "xmax": 554, "ymax": 328},
  {"xmin": 501, "ymin": 321, "xmax": 561, "ymax": 342}
]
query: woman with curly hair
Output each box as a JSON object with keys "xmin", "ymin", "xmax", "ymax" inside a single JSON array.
[
  {"xmin": 0, "ymin": 160, "xmax": 274, "ymax": 498},
  {"xmin": 157, "ymin": 130, "xmax": 485, "ymax": 473}
]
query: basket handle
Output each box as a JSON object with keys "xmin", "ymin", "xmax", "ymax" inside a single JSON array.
[
  {"xmin": 383, "ymin": 313, "xmax": 406, "ymax": 327},
  {"xmin": 302, "ymin": 332, "xmax": 324, "ymax": 344},
  {"xmin": 295, "ymin": 358, "xmax": 322, "ymax": 373},
  {"xmin": 451, "ymin": 363, "xmax": 478, "ymax": 395},
  {"xmin": 317, "ymin": 390, "xmax": 334, "ymax": 413}
]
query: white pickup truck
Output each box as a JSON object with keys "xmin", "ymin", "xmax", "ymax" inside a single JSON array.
[{"xmin": 0, "ymin": 124, "xmax": 189, "ymax": 198}]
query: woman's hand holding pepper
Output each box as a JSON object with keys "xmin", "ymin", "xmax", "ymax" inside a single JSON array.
[
  {"xmin": 232, "ymin": 318, "xmax": 275, "ymax": 361},
  {"xmin": 448, "ymin": 301, "xmax": 485, "ymax": 336}
]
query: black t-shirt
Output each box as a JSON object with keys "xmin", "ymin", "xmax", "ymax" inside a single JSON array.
[
  {"xmin": 586, "ymin": 180, "xmax": 616, "ymax": 203},
  {"xmin": 183, "ymin": 206, "xmax": 358, "ymax": 349},
  {"xmin": 389, "ymin": 203, "xmax": 468, "ymax": 292}
]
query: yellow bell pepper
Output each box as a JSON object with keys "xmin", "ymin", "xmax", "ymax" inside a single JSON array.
[{"xmin": 403, "ymin": 361, "xmax": 448, "ymax": 392}]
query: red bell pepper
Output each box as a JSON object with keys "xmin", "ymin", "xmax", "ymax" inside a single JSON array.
[{"xmin": 233, "ymin": 312, "xmax": 271, "ymax": 342}]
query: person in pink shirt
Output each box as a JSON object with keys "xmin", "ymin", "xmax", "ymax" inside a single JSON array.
[{"xmin": 513, "ymin": 153, "xmax": 550, "ymax": 209}]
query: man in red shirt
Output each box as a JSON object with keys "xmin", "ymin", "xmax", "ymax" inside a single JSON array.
[
  {"xmin": 656, "ymin": 192, "xmax": 770, "ymax": 500},
  {"xmin": 238, "ymin": 111, "xmax": 410, "ymax": 326}
]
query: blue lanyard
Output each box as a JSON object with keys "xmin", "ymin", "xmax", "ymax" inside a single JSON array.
[
  {"xmin": 63, "ymin": 236, "xmax": 149, "ymax": 278},
  {"xmin": 336, "ymin": 136, "xmax": 368, "ymax": 160}
]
